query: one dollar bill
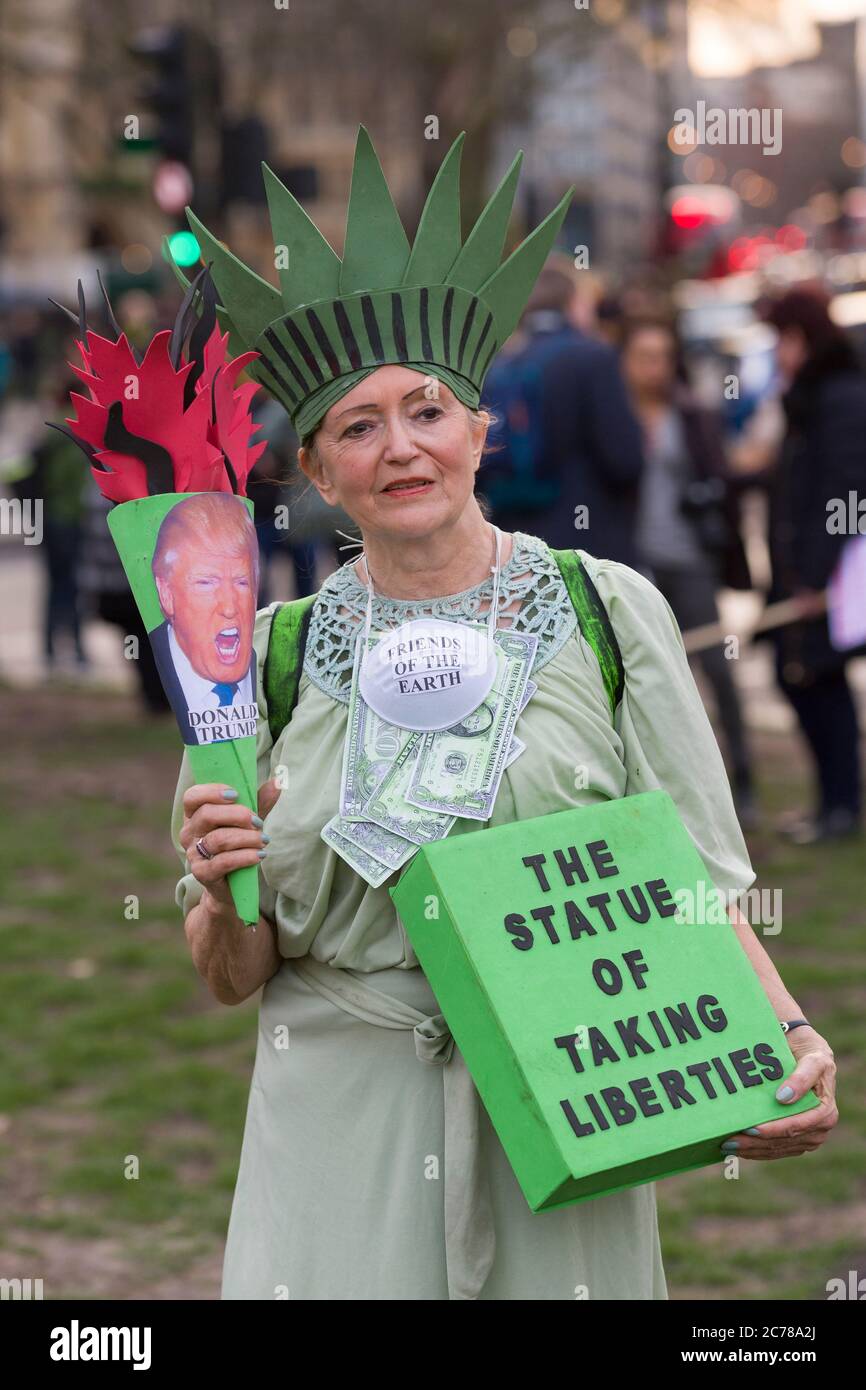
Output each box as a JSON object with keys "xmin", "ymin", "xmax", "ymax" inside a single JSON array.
[
  {"xmin": 363, "ymin": 729, "xmax": 458, "ymax": 845},
  {"xmin": 404, "ymin": 628, "xmax": 538, "ymax": 820},
  {"xmin": 340, "ymin": 631, "xmax": 409, "ymax": 820}
]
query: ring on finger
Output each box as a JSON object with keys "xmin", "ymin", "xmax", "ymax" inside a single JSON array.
[{"xmin": 195, "ymin": 837, "xmax": 214, "ymax": 860}]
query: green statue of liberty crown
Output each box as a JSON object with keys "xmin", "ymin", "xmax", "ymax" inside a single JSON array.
[{"xmin": 177, "ymin": 126, "xmax": 573, "ymax": 440}]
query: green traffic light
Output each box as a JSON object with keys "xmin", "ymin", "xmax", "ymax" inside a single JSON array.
[{"xmin": 166, "ymin": 230, "xmax": 201, "ymax": 267}]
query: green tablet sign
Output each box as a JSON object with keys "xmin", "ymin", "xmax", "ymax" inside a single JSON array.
[{"xmin": 390, "ymin": 790, "xmax": 818, "ymax": 1212}]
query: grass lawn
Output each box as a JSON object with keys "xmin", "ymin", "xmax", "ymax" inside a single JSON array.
[{"xmin": 0, "ymin": 683, "xmax": 862, "ymax": 1299}]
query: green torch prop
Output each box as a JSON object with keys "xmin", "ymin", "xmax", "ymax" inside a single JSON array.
[{"xmin": 56, "ymin": 270, "xmax": 266, "ymax": 925}]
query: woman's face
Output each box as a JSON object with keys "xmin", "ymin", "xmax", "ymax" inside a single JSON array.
[
  {"xmin": 775, "ymin": 326, "xmax": 808, "ymax": 383},
  {"xmin": 298, "ymin": 365, "xmax": 487, "ymax": 541},
  {"xmin": 621, "ymin": 327, "xmax": 676, "ymax": 398}
]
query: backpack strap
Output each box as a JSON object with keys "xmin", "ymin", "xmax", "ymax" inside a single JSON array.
[
  {"xmin": 263, "ymin": 593, "xmax": 318, "ymax": 745},
  {"xmin": 548, "ymin": 548, "xmax": 624, "ymax": 719}
]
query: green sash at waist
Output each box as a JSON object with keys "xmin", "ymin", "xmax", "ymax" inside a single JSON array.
[{"xmin": 290, "ymin": 954, "xmax": 495, "ymax": 1300}]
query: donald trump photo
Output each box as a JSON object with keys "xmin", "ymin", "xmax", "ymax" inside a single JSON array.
[{"xmin": 149, "ymin": 494, "xmax": 259, "ymax": 746}]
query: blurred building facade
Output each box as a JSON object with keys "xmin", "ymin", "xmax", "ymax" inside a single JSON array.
[
  {"xmin": 491, "ymin": 0, "xmax": 691, "ymax": 275},
  {"xmin": 687, "ymin": 19, "xmax": 866, "ymax": 236}
]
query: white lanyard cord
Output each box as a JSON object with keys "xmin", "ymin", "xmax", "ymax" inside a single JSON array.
[{"xmin": 360, "ymin": 524, "xmax": 503, "ymax": 653}]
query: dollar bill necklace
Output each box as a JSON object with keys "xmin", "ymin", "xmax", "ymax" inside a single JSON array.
[{"xmin": 356, "ymin": 524, "xmax": 504, "ymax": 732}]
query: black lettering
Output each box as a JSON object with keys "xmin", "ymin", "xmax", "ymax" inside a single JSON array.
[
  {"xmin": 554, "ymin": 1033, "xmax": 586, "ymax": 1074},
  {"xmin": 600, "ymin": 1086, "xmax": 637, "ymax": 1126},
  {"xmin": 585, "ymin": 1093, "xmax": 611, "ymax": 1131},
  {"xmin": 616, "ymin": 884, "xmax": 651, "ymax": 922},
  {"xmin": 646, "ymin": 877, "xmax": 678, "ymax": 918},
  {"xmin": 560, "ymin": 1098, "xmax": 594, "ymax": 1139},
  {"xmin": 553, "ymin": 845, "xmax": 589, "ymax": 886},
  {"xmin": 614, "ymin": 1015, "xmax": 654, "ymax": 1058},
  {"xmin": 629, "ymin": 1076, "xmax": 664, "ymax": 1118},
  {"xmin": 753, "ymin": 1042, "xmax": 784, "ymax": 1081},
  {"xmin": 657, "ymin": 1069, "xmax": 696, "ymax": 1108},
  {"xmin": 695, "ymin": 994, "xmax": 728, "ymax": 1032},
  {"xmin": 686, "ymin": 1059, "xmax": 718, "ymax": 1099},
  {"xmin": 663, "ymin": 1001, "xmax": 701, "ymax": 1044},
  {"xmin": 647, "ymin": 1010, "xmax": 672, "ymax": 1047},
  {"xmin": 586, "ymin": 839, "xmax": 618, "ymax": 878},
  {"xmin": 586, "ymin": 892, "xmax": 618, "ymax": 932},
  {"xmin": 591, "ymin": 958, "xmax": 622, "ymax": 995},
  {"xmin": 588, "ymin": 1027, "xmax": 619, "ymax": 1066},
  {"xmin": 522, "ymin": 854, "xmax": 550, "ymax": 892},
  {"xmin": 529, "ymin": 904, "xmax": 559, "ymax": 944},
  {"xmin": 504, "ymin": 912, "xmax": 533, "ymax": 950},
  {"xmin": 729, "ymin": 1047, "xmax": 761, "ymax": 1088},
  {"xmin": 623, "ymin": 949, "xmax": 650, "ymax": 989},
  {"xmin": 563, "ymin": 899, "xmax": 597, "ymax": 941},
  {"xmin": 710, "ymin": 1056, "xmax": 738, "ymax": 1095}
]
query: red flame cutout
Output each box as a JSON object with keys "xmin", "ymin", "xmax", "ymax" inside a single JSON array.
[{"xmin": 66, "ymin": 326, "xmax": 265, "ymax": 502}]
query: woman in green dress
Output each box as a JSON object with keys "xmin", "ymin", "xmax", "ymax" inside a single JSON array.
[{"xmin": 171, "ymin": 130, "xmax": 838, "ymax": 1300}]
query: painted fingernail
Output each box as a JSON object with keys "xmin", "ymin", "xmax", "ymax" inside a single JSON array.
[
  {"xmin": 744, "ymin": 1127, "xmax": 761, "ymax": 1136},
  {"xmin": 257, "ymin": 849, "xmax": 268, "ymax": 859},
  {"xmin": 261, "ymin": 834, "xmax": 271, "ymax": 844},
  {"xmin": 221, "ymin": 787, "xmax": 239, "ymax": 799},
  {"xmin": 720, "ymin": 1140, "xmax": 739, "ymax": 1153},
  {"xmin": 251, "ymin": 814, "xmax": 264, "ymax": 828},
  {"xmin": 776, "ymin": 1085, "xmax": 795, "ymax": 1102}
]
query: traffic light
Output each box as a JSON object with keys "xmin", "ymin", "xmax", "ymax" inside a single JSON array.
[
  {"xmin": 220, "ymin": 118, "xmax": 270, "ymax": 207},
  {"xmin": 130, "ymin": 25, "xmax": 222, "ymax": 220},
  {"xmin": 165, "ymin": 230, "xmax": 201, "ymax": 267},
  {"xmin": 130, "ymin": 25, "xmax": 194, "ymax": 166}
]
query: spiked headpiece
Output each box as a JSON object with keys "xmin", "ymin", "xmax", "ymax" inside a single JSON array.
[{"xmin": 177, "ymin": 127, "xmax": 573, "ymax": 440}]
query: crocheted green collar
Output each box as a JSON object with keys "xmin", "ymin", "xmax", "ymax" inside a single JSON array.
[{"xmin": 173, "ymin": 127, "xmax": 572, "ymax": 440}]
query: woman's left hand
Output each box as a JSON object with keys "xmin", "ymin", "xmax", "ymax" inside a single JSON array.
[{"xmin": 723, "ymin": 1026, "xmax": 838, "ymax": 1160}]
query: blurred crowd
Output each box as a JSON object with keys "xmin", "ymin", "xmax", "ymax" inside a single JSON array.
[
  {"xmin": 481, "ymin": 260, "xmax": 866, "ymax": 845},
  {"xmin": 2, "ymin": 262, "xmax": 865, "ymax": 847}
]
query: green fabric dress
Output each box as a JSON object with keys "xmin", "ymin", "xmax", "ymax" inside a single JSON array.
[{"xmin": 171, "ymin": 531, "xmax": 756, "ymax": 1301}]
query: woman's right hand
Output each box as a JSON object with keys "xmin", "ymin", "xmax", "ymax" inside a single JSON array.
[
  {"xmin": 179, "ymin": 779, "xmax": 281, "ymax": 914},
  {"xmin": 180, "ymin": 779, "xmax": 283, "ymax": 1003}
]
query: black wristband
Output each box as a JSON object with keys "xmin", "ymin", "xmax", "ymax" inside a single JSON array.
[{"xmin": 781, "ymin": 1018, "xmax": 811, "ymax": 1033}]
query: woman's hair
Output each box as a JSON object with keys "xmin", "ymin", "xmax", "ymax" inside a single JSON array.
[
  {"xmin": 523, "ymin": 255, "xmax": 579, "ymax": 316},
  {"xmin": 762, "ymin": 288, "xmax": 847, "ymax": 356},
  {"xmin": 760, "ymin": 286, "xmax": 861, "ymax": 379},
  {"xmin": 619, "ymin": 314, "xmax": 679, "ymax": 354}
]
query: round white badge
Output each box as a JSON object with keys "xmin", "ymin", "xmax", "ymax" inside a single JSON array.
[{"xmin": 358, "ymin": 615, "xmax": 498, "ymax": 731}]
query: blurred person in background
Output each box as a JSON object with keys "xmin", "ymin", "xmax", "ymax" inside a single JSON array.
[
  {"xmin": 78, "ymin": 477, "xmax": 170, "ymax": 716},
  {"xmin": 0, "ymin": 315, "xmax": 12, "ymax": 399},
  {"xmin": 594, "ymin": 292, "xmax": 626, "ymax": 349},
  {"xmin": 481, "ymin": 255, "xmax": 645, "ymax": 567},
  {"xmin": 621, "ymin": 317, "xmax": 757, "ymax": 825},
  {"xmin": 248, "ymin": 396, "xmax": 321, "ymax": 604},
  {"xmin": 115, "ymin": 289, "xmax": 159, "ymax": 356},
  {"xmin": 21, "ymin": 374, "xmax": 90, "ymax": 672},
  {"xmin": 756, "ymin": 289, "xmax": 866, "ymax": 844},
  {"xmin": 5, "ymin": 306, "xmax": 44, "ymax": 397}
]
